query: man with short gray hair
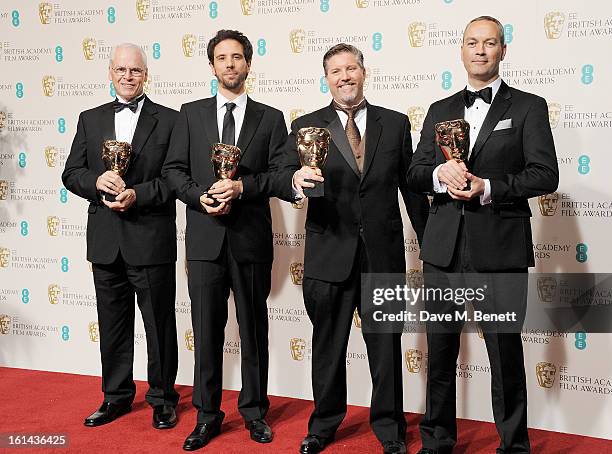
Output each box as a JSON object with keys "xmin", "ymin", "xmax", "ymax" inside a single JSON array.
[{"xmin": 62, "ymin": 42, "xmax": 180, "ymax": 430}]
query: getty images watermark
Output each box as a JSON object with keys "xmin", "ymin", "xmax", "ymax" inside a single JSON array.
[
  {"xmin": 360, "ymin": 273, "xmax": 612, "ymax": 334},
  {"xmin": 370, "ymin": 283, "xmax": 517, "ymax": 324}
]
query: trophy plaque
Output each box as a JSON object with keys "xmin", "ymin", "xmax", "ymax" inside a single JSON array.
[
  {"xmin": 101, "ymin": 139, "xmax": 132, "ymax": 202},
  {"xmin": 434, "ymin": 119, "xmax": 471, "ymax": 190},
  {"xmin": 297, "ymin": 127, "xmax": 331, "ymax": 198},
  {"xmin": 205, "ymin": 143, "xmax": 241, "ymax": 208}
]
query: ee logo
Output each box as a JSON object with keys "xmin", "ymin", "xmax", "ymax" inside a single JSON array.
[
  {"xmin": 575, "ymin": 331, "xmax": 586, "ymax": 350},
  {"xmin": 209, "ymin": 2, "xmax": 218, "ymax": 19},
  {"xmin": 107, "ymin": 7, "xmax": 116, "ymax": 24},
  {"xmin": 319, "ymin": 76, "xmax": 329, "ymax": 94},
  {"xmin": 577, "ymin": 155, "xmax": 590, "ymax": 175},
  {"xmin": 20, "ymin": 221, "xmax": 29, "ymax": 237},
  {"xmin": 257, "ymin": 39, "xmax": 266, "ymax": 56},
  {"xmin": 581, "ymin": 65, "xmax": 593, "ymax": 85},
  {"xmin": 441, "ymin": 71, "xmax": 452, "ymax": 90},
  {"xmin": 60, "ymin": 188, "xmax": 68, "ymax": 203},
  {"xmin": 372, "ymin": 33, "xmax": 382, "ymax": 51},
  {"xmin": 575, "ymin": 243, "xmax": 588, "ymax": 263}
]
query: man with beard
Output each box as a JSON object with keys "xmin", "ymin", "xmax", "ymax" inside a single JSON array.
[
  {"xmin": 285, "ymin": 43, "xmax": 429, "ymax": 454},
  {"xmin": 162, "ymin": 29, "xmax": 290, "ymax": 451}
]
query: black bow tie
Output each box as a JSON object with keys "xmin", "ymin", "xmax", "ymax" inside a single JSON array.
[
  {"xmin": 112, "ymin": 95, "xmax": 144, "ymax": 113},
  {"xmin": 462, "ymin": 87, "xmax": 493, "ymax": 107}
]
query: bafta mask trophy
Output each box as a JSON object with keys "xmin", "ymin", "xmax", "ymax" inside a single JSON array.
[
  {"xmin": 435, "ymin": 119, "xmax": 471, "ymax": 190},
  {"xmin": 297, "ymin": 127, "xmax": 331, "ymax": 198},
  {"xmin": 205, "ymin": 143, "xmax": 241, "ymax": 208},
  {"xmin": 101, "ymin": 140, "xmax": 132, "ymax": 202}
]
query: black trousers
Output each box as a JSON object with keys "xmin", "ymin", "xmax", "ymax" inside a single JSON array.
[
  {"xmin": 303, "ymin": 239, "xmax": 406, "ymax": 443},
  {"xmin": 420, "ymin": 219, "xmax": 530, "ymax": 454},
  {"xmin": 92, "ymin": 253, "xmax": 179, "ymax": 407},
  {"xmin": 187, "ymin": 239, "xmax": 271, "ymax": 424}
]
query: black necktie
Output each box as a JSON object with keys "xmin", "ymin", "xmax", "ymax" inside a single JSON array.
[
  {"xmin": 462, "ymin": 87, "xmax": 493, "ymax": 108},
  {"xmin": 222, "ymin": 102, "xmax": 236, "ymax": 146},
  {"xmin": 112, "ymin": 94, "xmax": 144, "ymax": 113}
]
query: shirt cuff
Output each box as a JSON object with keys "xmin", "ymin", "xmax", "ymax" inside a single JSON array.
[
  {"xmin": 432, "ymin": 164, "xmax": 448, "ymax": 193},
  {"xmin": 480, "ymin": 179, "xmax": 492, "ymax": 205},
  {"xmin": 292, "ymin": 172, "xmax": 304, "ymax": 200}
]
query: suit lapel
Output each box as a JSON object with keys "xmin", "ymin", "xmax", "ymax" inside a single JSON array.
[
  {"xmin": 100, "ymin": 103, "xmax": 116, "ymax": 142},
  {"xmin": 236, "ymin": 97, "xmax": 264, "ymax": 160},
  {"xmin": 325, "ymin": 104, "xmax": 360, "ymax": 179},
  {"xmin": 199, "ymin": 97, "xmax": 220, "ymax": 147},
  {"xmin": 130, "ymin": 97, "xmax": 158, "ymax": 160},
  {"xmin": 361, "ymin": 103, "xmax": 382, "ymax": 182},
  {"xmin": 448, "ymin": 92, "xmax": 465, "ymax": 122},
  {"xmin": 470, "ymin": 81, "xmax": 512, "ymax": 161}
]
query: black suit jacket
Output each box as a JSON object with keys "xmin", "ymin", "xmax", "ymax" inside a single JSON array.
[
  {"xmin": 62, "ymin": 97, "xmax": 178, "ymax": 266},
  {"xmin": 282, "ymin": 103, "xmax": 429, "ymax": 283},
  {"xmin": 407, "ymin": 81, "xmax": 559, "ymax": 271},
  {"xmin": 161, "ymin": 96, "xmax": 290, "ymax": 264}
]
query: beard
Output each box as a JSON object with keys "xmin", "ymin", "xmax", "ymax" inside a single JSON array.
[
  {"xmin": 218, "ymin": 71, "xmax": 248, "ymax": 91},
  {"xmin": 335, "ymin": 84, "xmax": 363, "ymax": 107}
]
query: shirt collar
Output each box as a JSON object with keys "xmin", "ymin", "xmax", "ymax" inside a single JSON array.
[
  {"xmin": 466, "ymin": 77, "xmax": 502, "ymax": 101},
  {"xmin": 216, "ymin": 91, "xmax": 248, "ymax": 111}
]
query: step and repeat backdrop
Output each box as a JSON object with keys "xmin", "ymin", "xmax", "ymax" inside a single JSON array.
[{"xmin": 1, "ymin": 0, "xmax": 611, "ymax": 440}]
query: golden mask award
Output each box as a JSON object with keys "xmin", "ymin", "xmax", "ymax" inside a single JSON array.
[
  {"xmin": 434, "ymin": 119, "xmax": 471, "ymax": 190},
  {"xmin": 206, "ymin": 143, "xmax": 241, "ymax": 208},
  {"xmin": 297, "ymin": 127, "xmax": 331, "ymax": 198},
  {"xmin": 101, "ymin": 140, "xmax": 132, "ymax": 202}
]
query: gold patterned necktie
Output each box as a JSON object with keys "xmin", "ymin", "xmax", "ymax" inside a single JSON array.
[{"xmin": 333, "ymin": 98, "xmax": 367, "ymax": 172}]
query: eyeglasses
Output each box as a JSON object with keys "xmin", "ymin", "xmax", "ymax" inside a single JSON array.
[{"xmin": 112, "ymin": 66, "xmax": 145, "ymax": 77}]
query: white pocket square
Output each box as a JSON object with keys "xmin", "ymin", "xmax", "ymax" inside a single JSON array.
[{"xmin": 493, "ymin": 118, "xmax": 513, "ymax": 131}]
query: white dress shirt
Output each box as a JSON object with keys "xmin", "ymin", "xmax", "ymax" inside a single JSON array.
[
  {"xmin": 216, "ymin": 91, "xmax": 247, "ymax": 144},
  {"xmin": 114, "ymin": 94, "xmax": 145, "ymax": 143},
  {"xmin": 432, "ymin": 77, "xmax": 503, "ymax": 205}
]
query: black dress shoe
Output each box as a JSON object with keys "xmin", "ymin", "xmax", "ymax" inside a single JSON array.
[
  {"xmin": 245, "ymin": 419, "xmax": 273, "ymax": 443},
  {"xmin": 84, "ymin": 402, "xmax": 131, "ymax": 427},
  {"xmin": 183, "ymin": 422, "xmax": 221, "ymax": 451},
  {"xmin": 417, "ymin": 449, "xmax": 440, "ymax": 454},
  {"xmin": 299, "ymin": 434, "xmax": 333, "ymax": 454},
  {"xmin": 382, "ymin": 440, "xmax": 407, "ymax": 454},
  {"xmin": 153, "ymin": 405, "xmax": 177, "ymax": 429}
]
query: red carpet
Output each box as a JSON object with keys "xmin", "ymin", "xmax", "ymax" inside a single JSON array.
[{"xmin": 0, "ymin": 367, "xmax": 609, "ymax": 453}]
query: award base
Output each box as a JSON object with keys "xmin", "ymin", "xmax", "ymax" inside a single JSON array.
[
  {"xmin": 203, "ymin": 191, "xmax": 221, "ymax": 208},
  {"xmin": 102, "ymin": 192, "xmax": 117, "ymax": 203},
  {"xmin": 461, "ymin": 180, "xmax": 471, "ymax": 191},
  {"xmin": 303, "ymin": 179, "xmax": 324, "ymax": 198}
]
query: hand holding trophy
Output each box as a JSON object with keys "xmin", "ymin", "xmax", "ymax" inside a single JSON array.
[
  {"xmin": 434, "ymin": 119, "xmax": 471, "ymax": 190},
  {"xmin": 101, "ymin": 140, "xmax": 132, "ymax": 201},
  {"xmin": 203, "ymin": 143, "xmax": 241, "ymax": 212},
  {"xmin": 297, "ymin": 127, "xmax": 331, "ymax": 197}
]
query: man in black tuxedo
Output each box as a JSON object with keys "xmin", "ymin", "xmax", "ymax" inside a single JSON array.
[
  {"xmin": 161, "ymin": 30, "xmax": 290, "ymax": 451},
  {"xmin": 286, "ymin": 44, "xmax": 429, "ymax": 454},
  {"xmin": 407, "ymin": 16, "xmax": 558, "ymax": 454},
  {"xmin": 62, "ymin": 43, "xmax": 179, "ymax": 430}
]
